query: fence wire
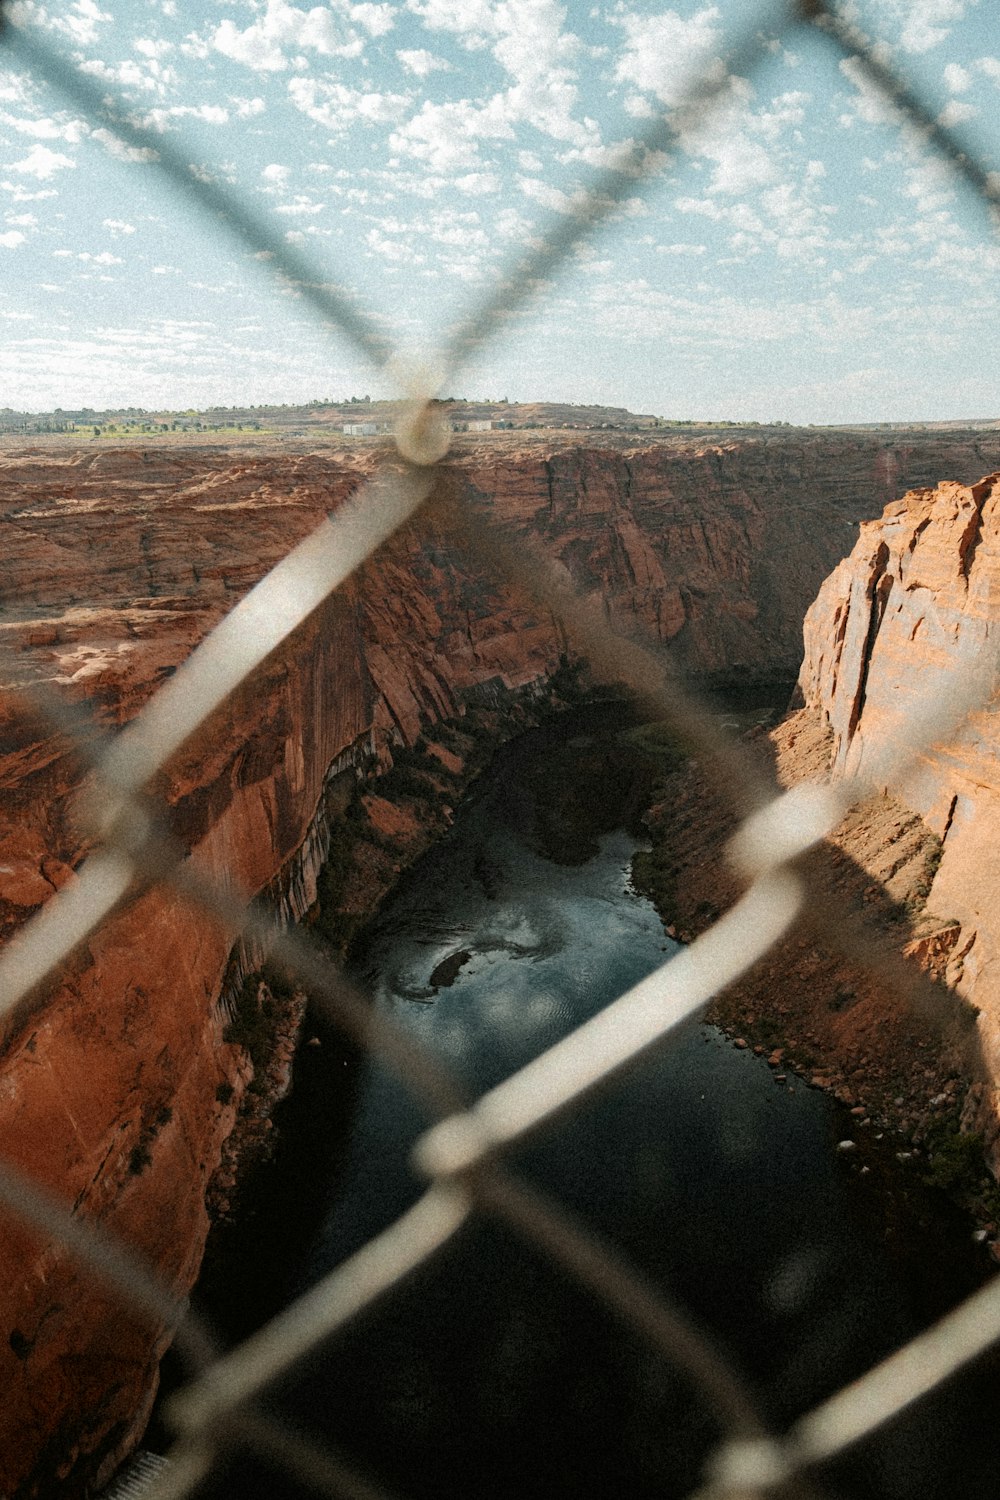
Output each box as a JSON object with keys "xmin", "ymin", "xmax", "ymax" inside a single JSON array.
[{"xmin": 1, "ymin": 2, "xmax": 999, "ymax": 1498}]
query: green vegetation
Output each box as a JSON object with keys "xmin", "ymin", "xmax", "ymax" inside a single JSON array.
[
  {"xmin": 128, "ymin": 1142, "xmax": 152, "ymax": 1176},
  {"xmin": 630, "ymin": 841, "xmax": 677, "ymax": 922},
  {"xmin": 620, "ymin": 717, "xmax": 689, "ymax": 769},
  {"xmin": 313, "ymin": 796, "xmax": 367, "ymax": 952},
  {"xmin": 523, "ymin": 729, "xmax": 665, "ymax": 864},
  {"xmin": 923, "ymin": 1115, "xmax": 987, "ymax": 1192},
  {"xmin": 624, "ymin": 721, "xmax": 689, "ymax": 916},
  {"xmin": 548, "ymin": 653, "xmax": 588, "ymax": 705},
  {"xmin": 127, "ymin": 1102, "xmax": 173, "ymax": 1177},
  {"xmin": 918, "ymin": 1104, "xmax": 1000, "ymax": 1228},
  {"xmin": 223, "ymin": 973, "xmax": 280, "ymax": 1093},
  {"xmin": 912, "ymin": 838, "xmax": 945, "ymax": 907}
]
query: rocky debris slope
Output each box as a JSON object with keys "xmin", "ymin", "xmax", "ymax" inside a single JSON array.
[{"xmin": 638, "ymin": 710, "xmax": 973, "ymax": 1150}]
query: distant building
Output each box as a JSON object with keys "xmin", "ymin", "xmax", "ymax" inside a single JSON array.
[
  {"xmin": 343, "ymin": 422, "xmax": 379, "ymax": 436},
  {"xmin": 468, "ymin": 419, "xmax": 492, "ymax": 432}
]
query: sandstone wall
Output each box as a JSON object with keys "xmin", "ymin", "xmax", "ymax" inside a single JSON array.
[
  {"xmin": 458, "ymin": 427, "xmax": 1000, "ymax": 681},
  {"xmin": 0, "ymin": 455, "xmax": 564, "ymax": 1497},
  {"xmin": 797, "ymin": 472, "xmax": 1000, "ymax": 1161}
]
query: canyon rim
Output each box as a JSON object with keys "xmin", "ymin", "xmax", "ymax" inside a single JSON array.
[{"xmin": 3, "ymin": 425, "xmax": 1000, "ymax": 1494}]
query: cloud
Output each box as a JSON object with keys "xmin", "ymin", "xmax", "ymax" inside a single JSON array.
[
  {"xmin": 454, "ymin": 170, "xmax": 501, "ymax": 195},
  {"xmin": 349, "ymin": 3, "xmax": 394, "ymax": 36},
  {"xmin": 611, "ymin": 6, "xmax": 723, "ymax": 108},
  {"xmin": 211, "ymin": 0, "xmax": 392, "ymax": 72},
  {"xmin": 875, "ymin": 0, "xmax": 974, "ymax": 55},
  {"xmin": 141, "ymin": 103, "xmax": 231, "ymax": 131},
  {"xmin": 59, "ymin": 0, "xmax": 111, "ymax": 44},
  {"xmin": 0, "ymin": 179, "xmax": 58, "ymax": 201},
  {"xmin": 9, "ymin": 0, "xmax": 112, "ymax": 46},
  {"xmin": 78, "ymin": 56, "xmax": 178, "ymax": 97},
  {"xmin": 943, "ymin": 61, "xmax": 972, "ymax": 91},
  {"xmin": 90, "ymin": 128, "xmax": 158, "ymax": 164},
  {"xmin": 753, "ymin": 90, "xmax": 809, "ymax": 141},
  {"xmin": 389, "ymin": 96, "xmax": 515, "ymax": 171},
  {"xmin": 287, "ymin": 76, "xmax": 411, "ymax": 133},
  {"xmin": 518, "ymin": 176, "xmax": 582, "ymax": 214},
  {"xmin": 274, "ymin": 195, "xmax": 325, "ymax": 214},
  {"xmin": 0, "ymin": 230, "xmax": 26, "ymax": 248},
  {"xmin": 837, "ymin": 56, "xmax": 904, "ymax": 128},
  {"xmin": 402, "ymin": 0, "xmax": 595, "ymax": 152},
  {"xmin": 655, "ymin": 241, "xmax": 707, "ymax": 256},
  {"xmin": 427, "ymin": 207, "xmax": 489, "ymax": 248},
  {"xmin": 134, "ymin": 36, "xmax": 174, "ymax": 60},
  {"xmin": 103, "ymin": 218, "xmax": 137, "ymax": 234},
  {"xmin": 396, "ymin": 48, "xmax": 451, "ymax": 77},
  {"xmin": 938, "ymin": 98, "xmax": 977, "ymax": 126},
  {"xmin": 365, "ymin": 227, "xmax": 425, "ymax": 265},
  {"xmin": 8, "ymin": 144, "xmax": 76, "ymax": 179},
  {"xmin": 0, "ymin": 73, "xmax": 31, "ymax": 107},
  {"xmin": 405, "ymin": 0, "xmax": 496, "ymax": 45},
  {"xmin": 903, "ymin": 155, "xmax": 955, "ymax": 214},
  {"xmin": 284, "ymin": 225, "xmax": 332, "ymax": 243},
  {"xmin": 0, "ymin": 112, "xmax": 88, "ymax": 143},
  {"xmin": 704, "ymin": 133, "xmax": 778, "ymax": 195}
]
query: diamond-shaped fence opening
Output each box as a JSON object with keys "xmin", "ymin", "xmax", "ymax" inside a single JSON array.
[{"xmin": 1, "ymin": 3, "xmax": 999, "ymax": 1498}]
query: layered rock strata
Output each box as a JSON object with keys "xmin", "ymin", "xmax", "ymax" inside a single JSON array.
[
  {"xmin": 0, "ymin": 458, "xmax": 563, "ymax": 1497},
  {"xmin": 1, "ymin": 433, "xmax": 999, "ymax": 1492},
  {"xmin": 644, "ymin": 470, "xmax": 1000, "ymax": 1180},
  {"xmin": 454, "ymin": 427, "xmax": 1000, "ymax": 683},
  {"xmin": 798, "ymin": 472, "xmax": 1000, "ymax": 1162}
]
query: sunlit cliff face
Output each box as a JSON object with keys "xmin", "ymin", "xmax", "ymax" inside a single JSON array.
[{"xmin": 798, "ymin": 473, "xmax": 1000, "ymax": 1163}]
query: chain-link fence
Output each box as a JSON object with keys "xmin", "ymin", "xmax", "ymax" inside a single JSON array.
[{"xmin": 1, "ymin": 1, "xmax": 999, "ymax": 1497}]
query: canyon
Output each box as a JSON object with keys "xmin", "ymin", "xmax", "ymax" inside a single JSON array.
[{"xmin": 2, "ymin": 427, "xmax": 1000, "ymax": 1494}]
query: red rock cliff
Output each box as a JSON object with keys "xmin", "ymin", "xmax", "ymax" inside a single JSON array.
[
  {"xmin": 0, "ymin": 450, "xmax": 566, "ymax": 1496},
  {"xmin": 458, "ymin": 428, "xmax": 1000, "ymax": 682},
  {"xmin": 3, "ymin": 429, "xmax": 1000, "ymax": 1492},
  {"xmin": 798, "ymin": 472, "xmax": 1000, "ymax": 1162}
]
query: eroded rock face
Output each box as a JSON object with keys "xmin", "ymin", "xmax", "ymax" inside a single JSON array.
[
  {"xmin": 2, "ymin": 431, "xmax": 999, "ymax": 1492},
  {"xmin": 798, "ymin": 473, "xmax": 1000, "ymax": 1159},
  {"xmin": 457, "ymin": 430, "xmax": 1000, "ymax": 681},
  {"xmin": 0, "ymin": 455, "xmax": 566, "ymax": 1496}
]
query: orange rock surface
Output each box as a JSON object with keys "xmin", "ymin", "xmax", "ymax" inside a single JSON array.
[
  {"xmin": 0, "ymin": 449, "xmax": 571, "ymax": 1495},
  {"xmin": 798, "ymin": 472, "xmax": 1000, "ymax": 1159},
  {"xmin": 2, "ymin": 430, "xmax": 1000, "ymax": 1492}
]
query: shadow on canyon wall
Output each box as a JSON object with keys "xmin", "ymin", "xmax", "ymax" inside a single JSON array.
[{"xmin": 166, "ymin": 698, "xmax": 1000, "ymax": 1500}]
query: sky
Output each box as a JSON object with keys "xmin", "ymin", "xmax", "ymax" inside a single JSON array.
[{"xmin": 0, "ymin": 0, "xmax": 998, "ymax": 423}]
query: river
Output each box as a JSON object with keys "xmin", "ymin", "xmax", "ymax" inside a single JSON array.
[{"xmin": 188, "ymin": 705, "xmax": 997, "ymax": 1500}]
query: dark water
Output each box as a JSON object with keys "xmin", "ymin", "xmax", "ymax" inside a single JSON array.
[{"xmin": 192, "ymin": 710, "xmax": 998, "ymax": 1500}]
